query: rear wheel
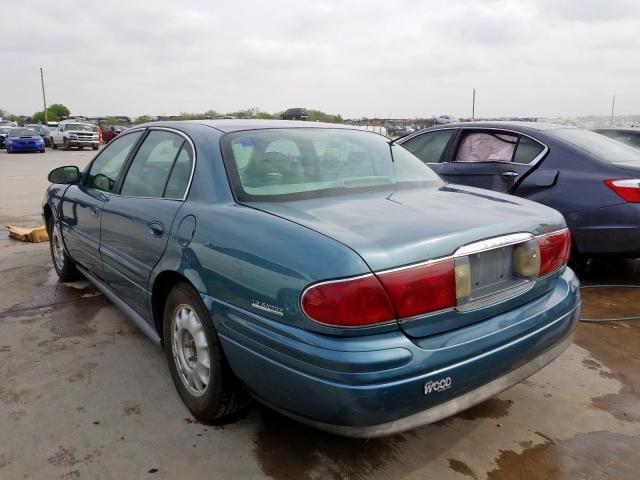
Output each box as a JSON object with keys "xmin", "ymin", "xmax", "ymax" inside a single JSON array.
[
  {"xmin": 163, "ymin": 282, "xmax": 250, "ymax": 421},
  {"xmin": 49, "ymin": 220, "xmax": 81, "ymax": 281}
]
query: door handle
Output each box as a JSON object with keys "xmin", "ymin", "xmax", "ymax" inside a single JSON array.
[
  {"xmin": 501, "ymin": 171, "xmax": 519, "ymax": 180},
  {"xmin": 89, "ymin": 206, "xmax": 100, "ymax": 217},
  {"xmin": 148, "ymin": 221, "xmax": 165, "ymax": 238}
]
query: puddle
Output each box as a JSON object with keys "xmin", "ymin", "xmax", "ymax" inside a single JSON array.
[
  {"xmin": 253, "ymin": 407, "xmax": 407, "ymax": 480},
  {"xmin": 1, "ymin": 269, "xmax": 103, "ymax": 322},
  {"xmin": 487, "ymin": 431, "xmax": 640, "ymax": 480}
]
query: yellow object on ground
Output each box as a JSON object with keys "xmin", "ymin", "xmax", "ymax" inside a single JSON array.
[{"xmin": 7, "ymin": 225, "xmax": 49, "ymax": 243}]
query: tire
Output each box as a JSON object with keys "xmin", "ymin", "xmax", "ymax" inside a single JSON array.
[
  {"xmin": 163, "ymin": 282, "xmax": 250, "ymax": 421},
  {"xmin": 40, "ymin": 149, "xmax": 45, "ymax": 153},
  {"xmin": 49, "ymin": 220, "xmax": 81, "ymax": 281},
  {"xmin": 52, "ymin": 141, "xmax": 57, "ymax": 149},
  {"xmin": 92, "ymin": 146, "xmax": 99, "ymax": 151},
  {"xmin": 6, "ymin": 145, "xmax": 11, "ymax": 153},
  {"xmin": 78, "ymin": 146, "xmax": 83, "ymax": 150},
  {"xmin": 63, "ymin": 138, "xmax": 70, "ymax": 151}
]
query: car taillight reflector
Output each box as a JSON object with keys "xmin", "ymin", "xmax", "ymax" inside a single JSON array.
[
  {"xmin": 301, "ymin": 275, "xmax": 395, "ymax": 327},
  {"xmin": 537, "ymin": 229, "xmax": 571, "ymax": 277},
  {"xmin": 604, "ymin": 179, "xmax": 640, "ymax": 203},
  {"xmin": 377, "ymin": 259, "xmax": 457, "ymax": 318}
]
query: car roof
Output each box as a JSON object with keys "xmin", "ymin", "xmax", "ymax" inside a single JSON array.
[
  {"xmin": 429, "ymin": 121, "xmax": 575, "ymax": 132},
  {"xmin": 593, "ymin": 127, "xmax": 640, "ymax": 133},
  {"xmin": 136, "ymin": 119, "xmax": 356, "ymax": 133}
]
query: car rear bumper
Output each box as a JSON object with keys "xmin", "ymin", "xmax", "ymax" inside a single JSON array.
[
  {"xmin": 569, "ymin": 203, "xmax": 640, "ymax": 257},
  {"xmin": 214, "ymin": 268, "xmax": 580, "ymax": 437}
]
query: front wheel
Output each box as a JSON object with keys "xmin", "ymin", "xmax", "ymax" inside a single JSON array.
[
  {"xmin": 49, "ymin": 221, "xmax": 81, "ymax": 281},
  {"xmin": 52, "ymin": 141, "xmax": 57, "ymax": 149},
  {"xmin": 163, "ymin": 282, "xmax": 250, "ymax": 421},
  {"xmin": 63, "ymin": 138, "xmax": 70, "ymax": 151},
  {"xmin": 92, "ymin": 146, "xmax": 99, "ymax": 150}
]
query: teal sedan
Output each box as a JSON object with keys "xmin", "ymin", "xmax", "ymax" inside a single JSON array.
[{"xmin": 43, "ymin": 120, "xmax": 580, "ymax": 437}]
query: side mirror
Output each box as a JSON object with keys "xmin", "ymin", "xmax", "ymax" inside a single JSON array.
[{"xmin": 48, "ymin": 166, "xmax": 80, "ymax": 184}]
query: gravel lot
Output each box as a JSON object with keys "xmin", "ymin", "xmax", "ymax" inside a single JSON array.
[{"xmin": 0, "ymin": 147, "xmax": 639, "ymax": 479}]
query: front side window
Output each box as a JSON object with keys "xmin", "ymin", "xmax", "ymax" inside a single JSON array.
[
  {"xmin": 456, "ymin": 132, "xmax": 518, "ymax": 162},
  {"xmin": 121, "ymin": 131, "xmax": 185, "ymax": 198},
  {"xmin": 222, "ymin": 128, "xmax": 444, "ymax": 201},
  {"xmin": 86, "ymin": 131, "xmax": 142, "ymax": 192},
  {"xmin": 401, "ymin": 130, "xmax": 455, "ymax": 163}
]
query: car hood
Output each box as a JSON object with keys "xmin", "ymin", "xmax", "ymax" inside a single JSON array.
[{"xmin": 246, "ymin": 185, "xmax": 566, "ymax": 271}]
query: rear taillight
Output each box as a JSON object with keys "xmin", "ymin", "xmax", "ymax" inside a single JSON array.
[
  {"xmin": 537, "ymin": 229, "xmax": 571, "ymax": 276},
  {"xmin": 301, "ymin": 229, "xmax": 572, "ymax": 327},
  {"xmin": 604, "ymin": 179, "xmax": 640, "ymax": 203},
  {"xmin": 301, "ymin": 275, "xmax": 395, "ymax": 327},
  {"xmin": 376, "ymin": 259, "xmax": 457, "ymax": 318}
]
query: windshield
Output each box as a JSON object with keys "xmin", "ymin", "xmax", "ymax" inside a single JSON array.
[
  {"xmin": 0, "ymin": 127, "xmax": 10, "ymax": 134},
  {"xmin": 551, "ymin": 128, "xmax": 640, "ymax": 163},
  {"xmin": 65, "ymin": 123, "xmax": 97, "ymax": 132},
  {"xmin": 222, "ymin": 128, "xmax": 444, "ymax": 201},
  {"xmin": 9, "ymin": 128, "xmax": 38, "ymax": 137}
]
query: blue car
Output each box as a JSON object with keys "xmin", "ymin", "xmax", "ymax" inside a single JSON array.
[
  {"xmin": 397, "ymin": 122, "xmax": 640, "ymax": 258},
  {"xmin": 6, "ymin": 127, "xmax": 46, "ymax": 153},
  {"xmin": 43, "ymin": 120, "xmax": 580, "ymax": 437}
]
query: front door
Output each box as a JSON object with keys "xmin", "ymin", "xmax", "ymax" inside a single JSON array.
[
  {"xmin": 60, "ymin": 130, "xmax": 144, "ymax": 278},
  {"xmin": 100, "ymin": 129, "xmax": 194, "ymax": 317}
]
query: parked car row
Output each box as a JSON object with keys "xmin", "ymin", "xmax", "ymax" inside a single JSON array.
[
  {"xmin": 44, "ymin": 119, "xmax": 582, "ymax": 437},
  {"xmin": 398, "ymin": 122, "xmax": 640, "ymax": 259}
]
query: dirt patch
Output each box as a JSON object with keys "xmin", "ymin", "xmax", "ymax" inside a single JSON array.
[
  {"xmin": 448, "ymin": 458, "xmax": 478, "ymax": 479},
  {"xmin": 123, "ymin": 402, "xmax": 142, "ymax": 416},
  {"xmin": 454, "ymin": 398, "xmax": 512, "ymax": 421},
  {"xmin": 253, "ymin": 407, "xmax": 407, "ymax": 480},
  {"xmin": 487, "ymin": 431, "xmax": 640, "ymax": 480}
]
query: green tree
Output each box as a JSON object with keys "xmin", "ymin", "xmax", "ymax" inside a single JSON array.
[
  {"xmin": 133, "ymin": 115, "xmax": 154, "ymax": 125},
  {"xmin": 307, "ymin": 109, "xmax": 343, "ymax": 123},
  {"xmin": 32, "ymin": 103, "xmax": 71, "ymax": 123}
]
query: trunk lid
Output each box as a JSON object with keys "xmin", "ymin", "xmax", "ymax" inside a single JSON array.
[{"xmin": 247, "ymin": 185, "xmax": 565, "ymax": 272}]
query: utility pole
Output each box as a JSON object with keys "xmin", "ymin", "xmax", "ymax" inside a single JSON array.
[
  {"xmin": 610, "ymin": 94, "xmax": 616, "ymax": 126},
  {"xmin": 472, "ymin": 88, "xmax": 476, "ymax": 120},
  {"xmin": 40, "ymin": 66, "xmax": 48, "ymax": 124}
]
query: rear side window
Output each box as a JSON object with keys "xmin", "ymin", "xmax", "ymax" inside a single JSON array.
[
  {"xmin": 121, "ymin": 131, "xmax": 184, "ymax": 198},
  {"xmin": 456, "ymin": 132, "xmax": 518, "ymax": 162},
  {"xmin": 401, "ymin": 130, "xmax": 455, "ymax": 163},
  {"xmin": 86, "ymin": 131, "xmax": 142, "ymax": 192},
  {"xmin": 164, "ymin": 143, "xmax": 194, "ymax": 199},
  {"xmin": 551, "ymin": 128, "xmax": 640, "ymax": 163},
  {"xmin": 513, "ymin": 136, "xmax": 545, "ymax": 164}
]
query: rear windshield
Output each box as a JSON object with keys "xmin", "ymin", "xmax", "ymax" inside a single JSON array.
[
  {"xmin": 551, "ymin": 128, "xmax": 640, "ymax": 163},
  {"xmin": 222, "ymin": 128, "xmax": 444, "ymax": 201},
  {"xmin": 9, "ymin": 128, "xmax": 37, "ymax": 137}
]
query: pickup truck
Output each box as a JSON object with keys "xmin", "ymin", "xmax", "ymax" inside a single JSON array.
[{"xmin": 51, "ymin": 121, "xmax": 100, "ymax": 150}]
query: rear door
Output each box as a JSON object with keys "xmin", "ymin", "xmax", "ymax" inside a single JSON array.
[
  {"xmin": 403, "ymin": 128, "xmax": 547, "ymax": 192},
  {"xmin": 60, "ymin": 130, "xmax": 143, "ymax": 277},
  {"xmin": 100, "ymin": 129, "xmax": 194, "ymax": 317}
]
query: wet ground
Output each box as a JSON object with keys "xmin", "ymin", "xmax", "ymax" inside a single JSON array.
[{"xmin": 0, "ymin": 149, "xmax": 639, "ymax": 479}]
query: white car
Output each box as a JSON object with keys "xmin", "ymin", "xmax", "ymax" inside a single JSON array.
[{"xmin": 51, "ymin": 121, "xmax": 100, "ymax": 150}]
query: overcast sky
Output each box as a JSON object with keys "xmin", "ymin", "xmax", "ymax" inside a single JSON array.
[{"xmin": 2, "ymin": 0, "xmax": 639, "ymax": 119}]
